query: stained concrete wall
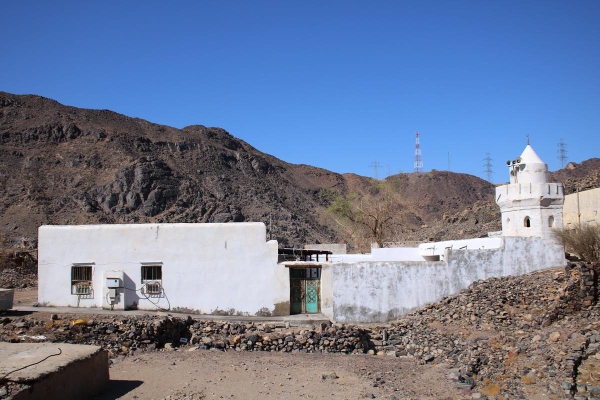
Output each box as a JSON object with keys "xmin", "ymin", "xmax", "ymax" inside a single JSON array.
[
  {"xmin": 38, "ymin": 223, "xmax": 280, "ymax": 315},
  {"xmin": 564, "ymin": 188, "xmax": 600, "ymax": 228},
  {"xmin": 325, "ymin": 236, "xmax": 565, "ymax": 323}
]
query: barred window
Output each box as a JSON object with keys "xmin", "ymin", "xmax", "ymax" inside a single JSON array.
[
  {"xmin": 142, "ymin": 265, "xmax": 162, "ymax": 295},
  {"xmin": 142, "ymin": 265, "xmax": 162, "ymax": 281},
  {"xmin": 71, "ymin": 265, "xmax": 92, "ymax": 295}
]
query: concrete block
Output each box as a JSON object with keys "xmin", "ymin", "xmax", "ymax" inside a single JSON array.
[
  {"xmin": 0, "ymin": 288, "xmax": 14, "ymax": 310},
  {"xmin": 0, "ymin": 343, "xmax": 109, "ymax": 400}
]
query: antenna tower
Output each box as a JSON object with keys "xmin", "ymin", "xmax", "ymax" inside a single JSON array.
[
  {"xmin": 557, "ymin": 138, "xmax": 568, "ymax": 168},
  {"xmin": 483, "ymin": 153, "xmax": 493, "ymax": 182},
  {"xmin": 368, "ymin": 161, "xmax": 381, "ymax": 179},
  {"xmin": 413, "ymin": 132, "xmax": 423, "ymax": 173}
]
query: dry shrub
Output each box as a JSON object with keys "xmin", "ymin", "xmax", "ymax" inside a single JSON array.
[
  {"xmin": 552, "ymin": 225, "xmax": 600, "ymax": 263},
  {"xmin": 480, "ymin": 383, "xmax": 502, "ymax": 396}
]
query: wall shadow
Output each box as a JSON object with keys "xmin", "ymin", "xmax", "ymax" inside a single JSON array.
[
  {"xmin": 123, "ymin": 273, "xmax": 140, "ymax": 309},
  {"xmin": 92, "ymin": 379, "xmax": 144, "ymax": 399}
]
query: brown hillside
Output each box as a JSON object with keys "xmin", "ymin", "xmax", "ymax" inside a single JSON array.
[
  {"xmin": 2, "ymin": 91, "xmax": 598, "ymax": 265},
  {"xmin": 549, "ymin": 158, "xmax": 600, "ymax": 194}
]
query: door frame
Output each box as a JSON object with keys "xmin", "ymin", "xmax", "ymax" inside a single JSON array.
[{"xmin": 288, "ymin": 265, "xmax": 321, "ymax": 315}]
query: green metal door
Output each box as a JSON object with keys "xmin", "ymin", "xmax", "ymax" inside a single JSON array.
[
  {"xmin": 290, "ymin": 267, "xmax": 321, "ymax": 314},
  {"xmin": 304, "ymin": 279, "xmax": 319, "ymax": 313}
]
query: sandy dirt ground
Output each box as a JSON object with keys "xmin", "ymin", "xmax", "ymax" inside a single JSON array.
[
  {"xmin": 95, "ymin": 349, "xmax": 463, "ymax": 400},
  {"xmin": 10, "ymin": 288, "xmax": 464, "ymax": 399},
  {"xmin": 11, "ymin": 287, "xmax": 37, "ymax": 307}
]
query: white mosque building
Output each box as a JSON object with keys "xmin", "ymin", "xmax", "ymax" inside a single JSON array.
[{"xmin": 37, "ymin": 144, "xmax": 566, "ymax": 323}]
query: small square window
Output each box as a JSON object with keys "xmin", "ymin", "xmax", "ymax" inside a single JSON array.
[
  {"xmin": 71, "ymin": 265, "xmax": 92, "ymax": 295},
  {"xmin": 141, "ymin": 265, "xmax": 162, "ymax": 295}
]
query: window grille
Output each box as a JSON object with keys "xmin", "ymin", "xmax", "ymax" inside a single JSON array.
[
  {"xmin": 142, "ymin": 265, "xmax": 162, "ymax": 295},
  {"xmin": 71, "ymin": 265, "xmax": 92, "ymax": 295}
]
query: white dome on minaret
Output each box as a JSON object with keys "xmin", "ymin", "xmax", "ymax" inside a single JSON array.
[
  {"xmin": 520, "ymin": 144, "xmax": 544, "ymax": 164},
  {"xmin": 496, "ymin": 143, "xmax": 564, "ymax": 240},
  {"xmin": 511, "ymin": 144, "xmax": 549, "ymax": 185}
]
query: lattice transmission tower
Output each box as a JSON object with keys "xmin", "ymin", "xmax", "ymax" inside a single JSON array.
[
  {"xmin": 557, "ymin": 138, "xmax": 568, "ymax": 168},
  {"xmin": 483, "ymin": 153, "xmax": 493, "ymax": 182},
  {"xmin": 413, "ymin": 132, "xmax": 423, "ymax": 173},
  {"xmin": 368, "ymin": 161, "xmax": 381, "ymax": 180}
]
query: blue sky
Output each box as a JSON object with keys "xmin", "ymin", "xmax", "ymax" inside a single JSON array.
[{"xmin": 2, "ymin": 1, "xmax": 599, "ymax": 182}]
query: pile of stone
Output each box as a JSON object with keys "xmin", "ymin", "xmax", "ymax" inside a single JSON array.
[
  {"xmin": 0, "ymin": 250, "xmax": 37, "ymax": 289},
  {"xmin": 374, "ymin": 262, "xmax": 600, "ymax": 399},
  {"xmin": 0, "ymin": 315, "xmax": 371, "ymax": 357},
  {"xmin": 2, "ymin": 262, "xmax": 600, "ymax": 399}
]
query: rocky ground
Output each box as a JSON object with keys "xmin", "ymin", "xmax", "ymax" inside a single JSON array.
[
  {"xmin": 0, "ymin": 251, "xmax": 37, "ymax": 289},
  {"xmin": 2, "ymin": 262, "xmax": 600, "ymax": 399}
]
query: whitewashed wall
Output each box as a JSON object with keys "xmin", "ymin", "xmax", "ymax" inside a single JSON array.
[
  {"xmin": 418, "ymin": 237, "xmax": 503, "ymax": 260},
  {"xmin": 325, "ymin": 236, "xmax": 565, "ymax": 323},
  {"xmin": 330, "ymin": 247, "xmax": 423, "ymax": 263},
  {"xmin": 38, "ymin": 223, "xmax": 281, "ymax": 315}
]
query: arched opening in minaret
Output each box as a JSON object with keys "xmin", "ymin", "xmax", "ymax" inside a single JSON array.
[
  {"xmin": 548, "ymin": 216, "xmax": 555, "ymax": 228},
  {"xmin": 524, "ymin": 216, "xmax": 531, "ymax": 228}
]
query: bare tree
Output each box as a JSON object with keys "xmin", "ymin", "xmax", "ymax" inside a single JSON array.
[{"xmin": 327, "ymin": 182, "xmax": 398, "ymax": 250}]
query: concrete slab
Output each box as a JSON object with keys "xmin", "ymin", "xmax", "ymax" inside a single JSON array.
[
  {"xmin": 0, "ymin": 343, "xmax": 108, "ymax": 400},
  {"xmin": 12, "ymin": 305, "xmax": 331, "ymax": 327}
]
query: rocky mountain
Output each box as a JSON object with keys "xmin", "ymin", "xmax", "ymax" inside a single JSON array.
[
  {"xmin": 0, "ymin": 92, "xmax": 346, "ymax": 251},
  {"xmin": 550, "ymin": 159, "xmax": 600, "ymax": 194},
  {"xmin": 0, "ymin": 91, "xmax": 598, "ymax": 262},
  {"xmin": 0, "ymin": 92, "xmax": 496, "ymax": 255}
]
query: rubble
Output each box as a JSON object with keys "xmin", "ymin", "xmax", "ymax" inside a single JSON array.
[
  {"xmin": 0, "ymin": 251, "xmax": 37, "ymax": 289},
  {"xmin": 2, "ymin": 262, "xmax": 599, "ymax": 398}
]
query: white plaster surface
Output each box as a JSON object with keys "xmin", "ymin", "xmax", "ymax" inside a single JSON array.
[
  {"xmin": 38, "ymin": 223, "xmax": 280, "ymax": 315},
  {"xmin": 330, "ymin": 237, "xmax": 565, "ymax": 323},
  {"xmin": 329, "ymin": 253, "xmax": 374, "ymax": 263},
  {"xmin": 371, "ymin": 247, "xmax": 423, "ymax": 261},
  {"xmin": 418, "ymin": 237, "xmax": 503, "ymax": 258},
  {"xmin": 508, "ymin": 145, "xmax": 549, "ymax": 185},
  {"xmin": 330, "ymin": 247, "xmax": 423, "ymax": 263},
  {"xmin": 496, "ymin": 145, "xmax": 564, "ymax": 239},
  {"xmin": 304, "ymin": 243, "xmax": 347, "ymax": 254}
]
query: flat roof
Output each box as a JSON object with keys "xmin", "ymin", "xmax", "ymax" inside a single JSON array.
[{"xmin": 278, "ymin": 248, "xmax": 332, "ymax": 256}]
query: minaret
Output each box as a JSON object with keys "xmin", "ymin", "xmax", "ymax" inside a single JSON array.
[{"xmin": 495, "ymin": 144, "xmax": 564, "ymax": 239}]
